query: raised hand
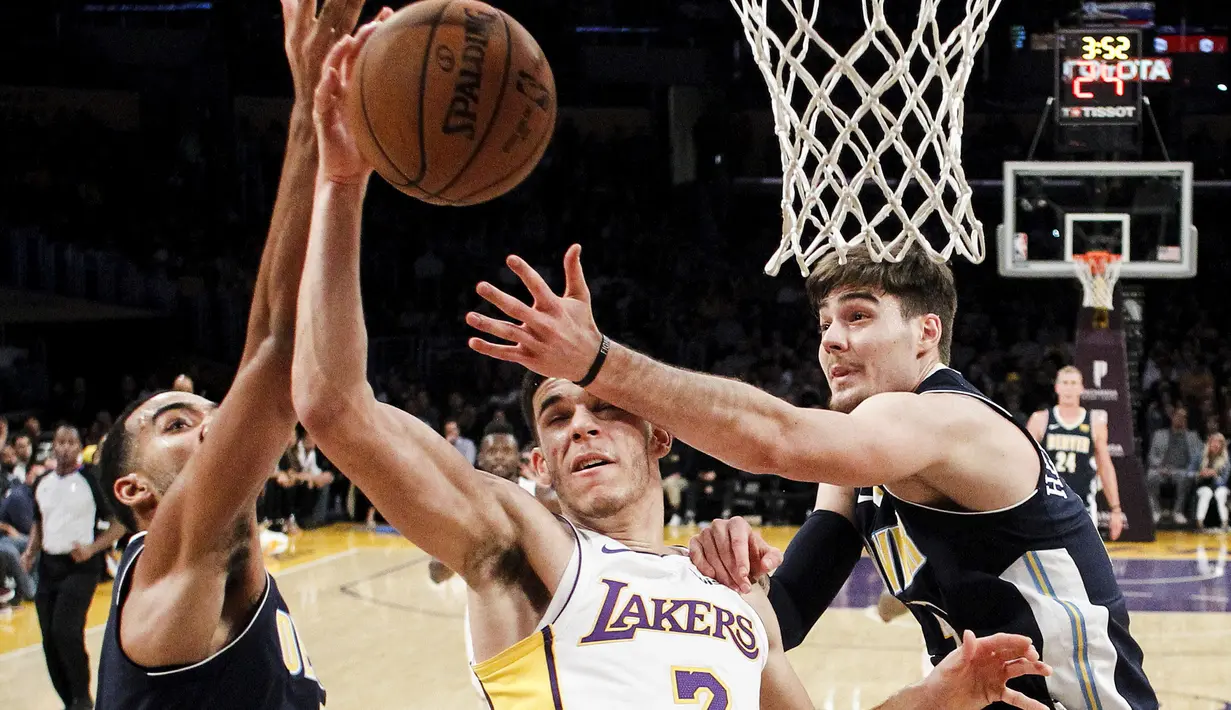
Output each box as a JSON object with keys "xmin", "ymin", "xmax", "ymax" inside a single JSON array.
[
  {"xmin": 687, "ymin": 516, "xmax": 783, "ymax": 594},
  {"xmin": 281, "ymin": 0, "xmax": 371, "ymax": 106},
  {"xmin": 924, "ymin": 630, "xmax": 1053, "ymax": 710},
  {"xmin": 467, "ymin": 245, "xmax": 605, "ymax": 383},
  {"xmin": 312, "ymin": 18, "xmax": 386, "ymax": 185}
]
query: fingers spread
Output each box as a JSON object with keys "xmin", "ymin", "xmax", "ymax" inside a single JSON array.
[
  {"xmin": 506, "ymin": 255, "xmax": 557, "ymax": 308},
  {"xmin": 466, "ymin": 312, "xmax": 525, "ymax": 345},
  {"xmin": 468, "ymin": 338, "xmax": 526, "ymax": 365},
  {"xmin": 562, "ymin": 244, "xmax": 591, "ymax": 303},
  {"xmin": 476, "ymin": 282, "xmax": 535, "ymax": 323}
]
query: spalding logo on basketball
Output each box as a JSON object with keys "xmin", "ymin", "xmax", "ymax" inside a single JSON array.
[{"xmin": 345, "ymin": 0, "xmax": 556, "ymax": 206}]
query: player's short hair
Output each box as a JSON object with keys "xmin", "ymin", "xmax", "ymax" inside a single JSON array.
[
  {"xmin": 520, "ymin": 371, "xmax": 548, "ymax": 444},
  {"xmin": 1056, "ymin": 365, "xmax": 1083, "ymax": 381},
  {"xmin": 806, "ymin": 247, "xmax": 957, "ymax": 363},
  {"xmin": 97, "ymin": 391, "xmax": 169, "ymax": 531}
]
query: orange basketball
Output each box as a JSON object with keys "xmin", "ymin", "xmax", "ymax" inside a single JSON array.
[{"xmin": 345, "ymin": 0, "xmax": 556, "ymax": 206}]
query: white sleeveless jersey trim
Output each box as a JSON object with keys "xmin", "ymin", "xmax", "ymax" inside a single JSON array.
[
  {"xmin": 110, "ymin": 530, "xmax": 148, "ymax": 607},
  {"xmin": 465, "ymin": 516, "xmax": 584, "ymax": 666},
  {"xmin": 1051, "ymin": 406, "xmax": 1089, "ymax": 430},
  {"xmin": 889, "ymin": 386, "xmax": 1048, "ymax": 517},
  {"xmin": 112, "ymin": 531, "xmax": 274, "ymax": 678},
  {"xmin": 538, "ymin": 517, "xmax": 585, "ymax": 630},
  {"xmin": 146, "ymin": 574, "xmax": 273, "ymax": 677}
]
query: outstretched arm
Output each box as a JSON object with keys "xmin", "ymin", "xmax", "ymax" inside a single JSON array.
[
  {"xmin": 124, "ymin": 0, "xmax": 369, "ymax": 667},
  {"xmin": 873, "ymin": 631, "xmax": 1051, "ymax": 710},
  {"xmin": 290, "ymin": 32, "xmax": 572, "ymax": 587},
  {"xmin": 1091, "ymin": 411, "xmax": 1123, "ymax": 540},
  {"xmin": 466, "ymin": 249, "xmax": 949, "ymax": 486}
]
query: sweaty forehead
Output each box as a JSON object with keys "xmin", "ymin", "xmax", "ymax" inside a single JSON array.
[
  {"xmin": 126, "ymin": 391, "xmax": 216, "ymax": 435},
  {"xmin": 534, "ymin": 378, "xmax": 584, "ymax": 415},
  {"xmin": 819, "ymin": 286, "xmax": 888, "ymax": 310}
]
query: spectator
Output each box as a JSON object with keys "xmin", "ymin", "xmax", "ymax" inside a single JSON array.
[
  {"xmin": 444, "ymin": 420, "xmax": 477, "ymax": 466},
  {"xmin": 22, "ymin": 426, "xmax": 125, "ymax": 710},
  {"xmin": 12, "ymin": 434, "xmax": 34, "ymax": 480},
  {"xmin": 1146, "ymin": 407, "xmax": 1204, "ymax": 525},
  {"xmin": 0, "ymin": 461, "xmax": 40, "ymax": 603},
  {"xmin": 23, "ymin": 416, "xmax": 52, "ymax": 463},
  {"xmin": 1, "ymin": 445, "xmax": 17, "ymax": 486},
  {"xmin": 660, "ymin": 441, "xmax": 688, "ymax": 527},
  {"xmin": 1194, "ymin": 433, "xmax": 1230, "ymax": 530},
  {"xmin": 293, "ymin": 429, "xmax": 334, "ymax": 528}
]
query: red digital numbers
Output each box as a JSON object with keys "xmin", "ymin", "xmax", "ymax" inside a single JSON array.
[{"xmin": 1071, "ymin": 60, "xmax": 1125, "ymax": 99}]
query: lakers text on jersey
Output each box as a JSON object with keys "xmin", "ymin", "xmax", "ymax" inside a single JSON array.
[
  {"xmin": 472, "ymin": 521, "xmax": 769, "ymax": 709},
  {"xmin": 852, "ymin": 367, "xmax": 1157, "ymax": 710}
]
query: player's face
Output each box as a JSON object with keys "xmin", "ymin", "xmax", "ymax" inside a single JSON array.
[
  {"xmin": 477, "ymin": 433, "xmax": 520, "ymax": 481},
  {"xmin": 124, "ymin": 391, "xmax": 218, "ymax": 500},
  {"xmin": 52, "ymin": 427, "xmax": 82, "ymax": 470},
  {"xmin": 530, "ymin": 379, "xmax": 669, "ymax": 520},
  {"xmin": 1054, "ymin": 372, "xmax": 1084, "ymax": 406},
  {"xmin": 14, "ymin": 437, "xmax": 31, "ymax": 462},
  {"xmin": 818, "ymin": 289, "xmax": 938, "ymax": 413}
]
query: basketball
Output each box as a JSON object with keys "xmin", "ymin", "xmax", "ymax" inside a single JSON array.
[{"xmin": 345, "ymin": 0, "xmax": 556, "ymax": 206}]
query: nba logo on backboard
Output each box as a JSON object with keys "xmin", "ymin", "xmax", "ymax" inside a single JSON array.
[{"xmin": 1093, "ymin": 360, "xmax": 1109, "ymax": 388}]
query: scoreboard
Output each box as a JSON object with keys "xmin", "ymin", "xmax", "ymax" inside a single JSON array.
[{"xmin": 1056, "ymin": 29, "xmax": 1143, "ymax": 126}]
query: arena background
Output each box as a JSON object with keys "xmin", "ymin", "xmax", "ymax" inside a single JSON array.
[{"xmin": 1, "ymin": 0, "xmax": 1230, "ymax": 708}]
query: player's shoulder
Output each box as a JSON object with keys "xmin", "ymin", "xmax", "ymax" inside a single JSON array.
[
  {"xmin": 1089, "ymin": 409, "xmax": 1108, "ymax": 426},
  {"xmin": 854, "ymin": 389, "xmax": 999, "ymax": 431}
]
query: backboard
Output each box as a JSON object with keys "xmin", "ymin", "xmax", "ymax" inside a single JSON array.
[{"xmin": 998, "ymin": 161, "xmax": 1195, "ymax": 279}]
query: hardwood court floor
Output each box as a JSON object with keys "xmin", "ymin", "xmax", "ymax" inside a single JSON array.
[{"xmin": 2, "ymin": 525, "xmax": 1230, "ymax": 709}]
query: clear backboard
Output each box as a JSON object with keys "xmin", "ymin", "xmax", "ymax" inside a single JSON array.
[{"xmin": 998, "ymin": 161, "xmax": 1195, "ymax": 279}]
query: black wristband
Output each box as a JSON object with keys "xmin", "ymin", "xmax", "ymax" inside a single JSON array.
[{"xmin": 574, "ymin": 335, "xmax": 610, "ymax": 388}]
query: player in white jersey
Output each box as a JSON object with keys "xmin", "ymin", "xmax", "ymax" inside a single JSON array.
[
  {"xmin": 292, "ymin": 32, "xmax": 1051, "ymax": 710},
  {"xmin": 1027, "ymin": 366, "xmax": 1124, "ymax": 539}
]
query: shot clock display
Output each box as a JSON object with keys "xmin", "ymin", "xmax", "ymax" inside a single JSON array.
[{"xmin": 1056, "ymin": 29, "xmax": 1143, "ymax": 126}]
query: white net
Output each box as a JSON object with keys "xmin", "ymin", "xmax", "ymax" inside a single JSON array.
[
  {"xmin": 1074, "ymin": 254, "xmax": 1122, "ymax": 310},
  {"xmin": 731, "ymin": 0, "xmax": 1001, "ymax": 275}
]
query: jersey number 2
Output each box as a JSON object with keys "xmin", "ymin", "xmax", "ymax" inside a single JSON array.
[
  {"xmin": 1053, "ymin": 451, "xmax": 1077, "ymax": 474},
  {"xmin": 672, "ymin": 667, "xmax": 728, "ymax": 708}
]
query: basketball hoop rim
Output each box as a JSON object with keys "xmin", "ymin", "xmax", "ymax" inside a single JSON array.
[{"xmin": 1072, "ymin": 251, "xmax": 1123, "ymax": 277}]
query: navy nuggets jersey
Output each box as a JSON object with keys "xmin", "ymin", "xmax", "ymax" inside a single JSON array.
[
  {"xmin": 854, "ymin": 368, "xmax": 1156, "ymax": 710},
  {"xmin": 1044, "ymin": 407, "xmax": 1099, "ymax": 507},
  {"xmin": 97, "ymin": 532, "xmax": 327, "ymax": 710}
]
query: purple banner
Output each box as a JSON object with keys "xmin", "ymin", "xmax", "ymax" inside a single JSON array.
[{"xmin": 1075, "ymin": 307, "xmax": 1156, "ymax": 542}]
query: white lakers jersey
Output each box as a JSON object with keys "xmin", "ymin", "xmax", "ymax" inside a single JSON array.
[{"xmin": 472, "ymin": 521, "xmax": 769, "ymax": 709}]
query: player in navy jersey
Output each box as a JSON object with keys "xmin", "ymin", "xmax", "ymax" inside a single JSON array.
[
  {"xmin": 1028, "ymin": 366, "xmax": 1124, "ymax": 540},
  {"xmin": 468, "ymin": 246, "xmax": 1158, "ymax": 709},
  {"xmin": 93, "ymin": 3, "xmax": 386, "ymax": 708}
]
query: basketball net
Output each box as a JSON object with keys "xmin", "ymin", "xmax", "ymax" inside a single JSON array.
[
  {"xmin": 1073, "ymin": 251, "xmax": 1122, "ymax": 312},
  {"xmin": 730, "ymin": 0, "xmax": 1001, "ymax": 275}
]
